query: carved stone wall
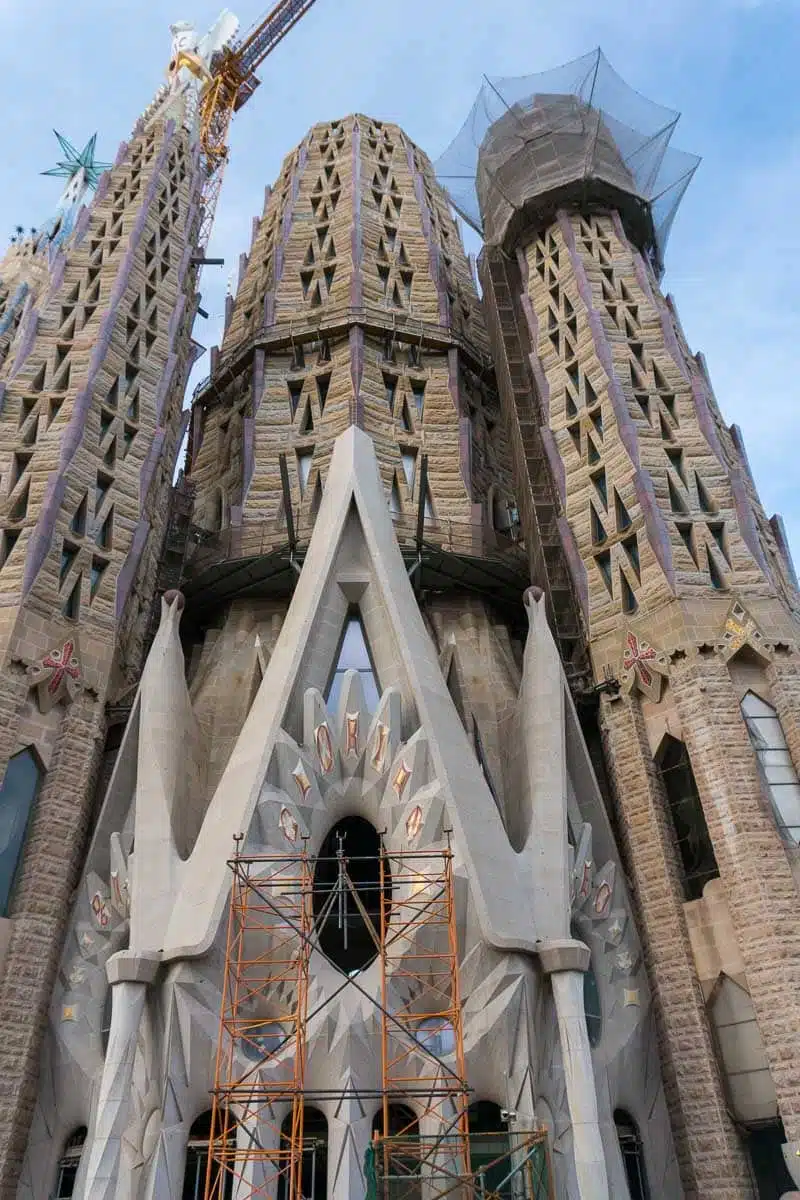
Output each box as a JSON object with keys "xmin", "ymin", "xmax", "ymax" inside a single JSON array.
[
  {"xmin": 186, "ymin": 117, "xmax": 515, "ymax": 546},
  {"xmin": 0, "ymin": 103, "xmax": 202, "ymax": 1191}
]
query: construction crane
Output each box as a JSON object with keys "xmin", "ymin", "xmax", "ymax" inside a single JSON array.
[{"xmin": 178, "ymin": 0, "xmax": 320, "ymax": 247}]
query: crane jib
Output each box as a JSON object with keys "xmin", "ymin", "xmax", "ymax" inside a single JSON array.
[{"xmin": 237, "ymin": 0, "xmax": 320, "ymax": 78}]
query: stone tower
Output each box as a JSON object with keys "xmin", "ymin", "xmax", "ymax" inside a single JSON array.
[
  {"xmin": 14, "ymin": 108, "xmax": 683, "ymax": 1200},
  {"xmin": 437, "ymin": 49, "xmax": 800, "ymax": 1198},
  {"xmin": 0, "ymin": 19, "xmax": 239, "ymax": 1191}
]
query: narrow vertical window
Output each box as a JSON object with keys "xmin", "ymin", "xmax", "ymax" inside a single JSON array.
[
  {"xmin": 0, "ymin": 747, "xmax": 43, "ymax": 917},
  {"xmin": 741, "ymin": 691, "xmax": 800, "ymax": 844},
  {"xmin": 656, "ymin": 735, "xmax": 719, "ymax": 900},
  {"xmin": 54, "ymin": 1128, "xmax": 87, "ymax": 1198},
  {"xmin": 614, "ymin": 1110, "xmax": 650, "ymax": 1200},
  {"xmin": 326, "ymin": 614, "xmax": 380, "ymax": 714},
  {"xmin": 571, "ymin": 922, "xmax": 602, "ymax": 1047}
]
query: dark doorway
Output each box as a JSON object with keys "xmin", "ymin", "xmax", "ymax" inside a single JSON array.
[
  {"xmin": 468, "ymin": 1101, "xmax": 512, "ymax": 1200},
  {"xmin": 371, "ymin": 1104, "xmax": 421, "ymax": 1200},
  {"xmin": 277, "ymin": 1107, "xmax": 328, "ymax": 1200},
  {"xmin": 747, "ymin": 1121, "xmax": 796, "ymax": 1199},
  {"xmin": 183, "ymin": 1111, "xmax": 234, "ymax": 1200},
  {"xmin": 54, "ymin": 1128, "xmax": 86, "ymax": 1198},
  {"xmin": 614, "ymin": 1110, "xmax": 650, "ymax": 1200},
  {"xmin": 312, "ymin": 817, "xmax": 390, "ymax": 975}
]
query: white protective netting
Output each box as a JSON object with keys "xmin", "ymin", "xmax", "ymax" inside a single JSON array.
[{"xmin": 434, "ymin": 49, "xmax": 699, "ymax": 272}]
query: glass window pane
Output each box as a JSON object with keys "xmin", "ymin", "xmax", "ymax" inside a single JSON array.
[
  {"xmin": 764, "ymin": 764, "xmax": 798, "ymax": 786},
  {"xmin": 325, "ymin": 617, "xmax": 381, "ymax": 715},
  {"xmin": 0, "ymin": 749, "xmax": 42, "ymax": 917},
  {"xmin": 742, "ymin": 692, "xmax": 773, "ymax": 718},
  {"xmin": 339, "ymin": 618, "xmax": 371, "ymax": 670},
  {"xmin": 741, "ymin": 692, "xmax": 800, "ymax": 846},
  {"xmin": 401, "ymin": 452, "xmax": 416, "ymax": 489},
  {"xmin": 753, "ymin": 716, "xmax": 784, "ymax": 746},
  {"xmin": 772, "ymin": 785, "xmax": 800, "ymax": 827},
  {"xmin": 656, "ymin": 737, "xmax": 718, "ymax": 901}
]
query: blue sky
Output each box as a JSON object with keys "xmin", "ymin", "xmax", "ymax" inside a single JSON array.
[{"xmin": 2, "ymin": 0, "xmax": 799, "ymax": 560}]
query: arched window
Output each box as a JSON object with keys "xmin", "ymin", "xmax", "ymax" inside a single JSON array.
[
  {"xmin": 655, "ymin": 735, "xmax": 719, "ymax": 900},
  {"xmin": 0, "ymin": 747, "xmax": 44, "ymax": 917},
  {"xmin": 277, "ymin": 1106, "xmax": 327, "ymax": 1200},
  {"xmin": 54, "ymin": 1127, "xmax": 86, "ymax": 1198},
  {"xmin": 741, "ymin": 691, "xmax": 800, "ymax": 844},
  {"xmin": 371, "ymin": 1104, "xmax": 421, "ymax": 1200},
  {"xmin": 468, "ymin": 1102, "xmax": 512, "ymax": 1200},
  {"xmin": 571, "ymin": 923, "xmax": 602, "ymax": 1048},
  {"xmin": 312, "ymin": 817, "xmax": 390, "ymax": 975},
  {"xmin": 614, "ymin": 1110, "xmax": 649, "ymax": 1200},
  {"xmin": 183, "ymin": 1111, "xmax": 234, "ymax": 1200}
]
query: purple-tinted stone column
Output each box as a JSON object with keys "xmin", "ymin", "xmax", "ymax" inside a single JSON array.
[
  {"xmin": 407, "ymin": 145, "xmax": 448, "ymax": 327},
  {"xmin": 23, "ymin": 125, "xmax": 177, "ymax": 597},
  {"xmin": 516, "ymin": 248, "xmax": 551, "ymax": 422},
  {"xmin": 350, "ymin": 119, "xmax": 363, "ymax": 309},
  {"xmin": 558, "ymin": 212, "xmax": 641, "ymax": 471},
  {"xmin": 349, "ymin": 327, "xmax": 364, "ymax": 428}
]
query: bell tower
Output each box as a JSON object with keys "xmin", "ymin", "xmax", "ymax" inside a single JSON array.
[
  {"xmin": 438, "ymin": 48, "xmax": 800, "ymax": 1198},
  {"xmin": 0, "ymin": 18, "xmax": 238, "ymax": 1186}
]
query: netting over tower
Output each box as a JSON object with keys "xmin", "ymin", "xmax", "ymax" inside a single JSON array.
[{"xmin": 434, "ymin": 48, "xmax": 699, "ymax": 274}]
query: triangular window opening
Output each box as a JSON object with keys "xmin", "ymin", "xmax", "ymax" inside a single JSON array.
[
  {"xmin": 668, "ymin": 475, "xmax": 688, "ymax": 515},
  {"xmin": 383, "ymin": 372, "xmax": 398, "ymax": 413},
  {"xmin": 410, "ymin": 380, "xmax": 425, "ymax": 419},
  {"xmin": 595, "ymin": 550, "xmax": 613, "ymax": 594},
  {"xmin": 326, "ymin": 613, "xmax": 381, "ymax": 715},
  {"xmin": 614, "ymin": 490, "xmax": 632, "ymax": 532},
  {"xmin": 297, "ymin": 450, "xmax": 313, "ymax": 495},
  {"xmin": 310, "ymin": 476, "xmax": 323, "ymax": 520},
  {"xmin": 676, "ymin": 521, "xmax": 696, "ymax": 563},
  {"xmin": 288, "ymin": 380, "xmax": 303, "ymax": 418},
  {"xmin": 473, "ymin": 718, "xmax": 501, "ymax": 810},
  {"xmin": 696, "ymin": 473, "xmax": 717, "ymax": 515},
  {"xmin": 708, "ymin": 521, "xmax": 729, "ymax": 564},
  {"xmin": 423, "ymin": 482, "xmax": 434, "ymax": 523},
  {"xmin": 622, "ymin": 534, "xmax": 641, "ymax": 577},
  {"xmin": 707, "ymin": 546, "xmax": 726, "ymax": 591},
  {"xmin": 401, "ymin": 449, "xmax": 417, "ymax": 491},
  {"xmin": 590, "ymin": 505, "xmax": 606, "ymax": 546},
  {"xmin": 62, "ymin": 576, "xmax": 81, "ymax": 621},
  {"xmin": 620, "ymin": 572, "xmax": 638, "ymax": 614},
  {"xmin": 389, "ymin": 476, "xmax": 402, "ymax": 516},
  {"xmin": 316, "ymin": 373, "xmax": 331, "ymax": 411},
  {"xmin": 591, "ymin": 468, "xmax": 608, "ymax": 510},
  {"xmin": 666, "ymin": 447, "xmax": 686, "ymax": 483},
  {"xmin": 299, "ymin": 402, "xmax": 314, "ymax": 434},
  {"xmin": 71, "ymin": 494, "xmax": 88, "ymax": 538}
]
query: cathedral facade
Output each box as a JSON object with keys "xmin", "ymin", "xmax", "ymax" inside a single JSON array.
[{"xmin": 0, "ymin": 20, "xmax": 796, "ymax": 1200}]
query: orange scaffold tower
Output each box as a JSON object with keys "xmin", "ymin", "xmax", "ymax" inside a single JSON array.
[{"xmin": 204, "ymin": 836, "xmax": 554, "ymax": 1200}]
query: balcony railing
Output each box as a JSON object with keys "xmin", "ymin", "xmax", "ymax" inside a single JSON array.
[{"xmin": 182, "ymin": 512, "xmax": 527, "ymax": 580}]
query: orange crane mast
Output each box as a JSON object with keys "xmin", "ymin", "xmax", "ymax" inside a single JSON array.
[{"xmin": 194, "ymin": 0, "xmax": 320, "ymax": 246}]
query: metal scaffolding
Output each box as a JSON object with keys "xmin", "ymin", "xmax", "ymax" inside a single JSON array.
[{"xmin": 205, "ymin": 839, "xmax": 553, "ymax": 1200}]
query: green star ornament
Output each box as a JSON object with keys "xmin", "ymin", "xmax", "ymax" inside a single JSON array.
[{"xmin": 41, "ymin": 131, "xmax": 111, "ymax": 191}]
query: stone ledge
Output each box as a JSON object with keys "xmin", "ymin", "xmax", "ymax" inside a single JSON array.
[
  {"xmin": 537, "ymin": 937, "xmax": 590, "ymax": 974},
  {"xmin": 106, "ymin": 951, "xmax": 161, "ymax": 986}
]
